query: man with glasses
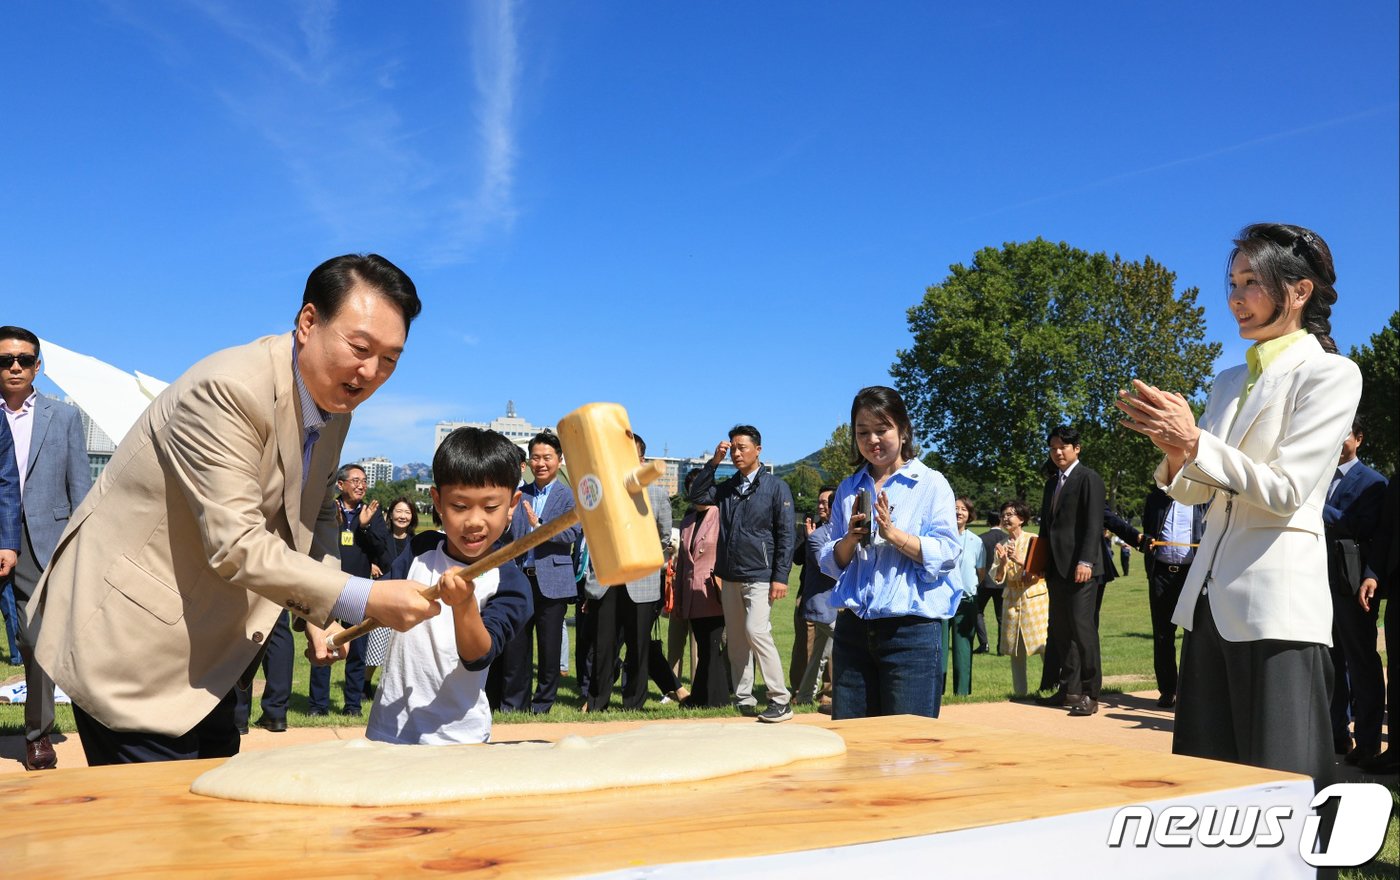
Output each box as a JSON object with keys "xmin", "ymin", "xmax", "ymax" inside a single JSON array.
[
  {"xmin": 308, "ymin": 464, "xmax": 391, "ymax": 717},
  {"xmin": 0, "ymin": 327, "xmax": 90, "ymax": 770}
]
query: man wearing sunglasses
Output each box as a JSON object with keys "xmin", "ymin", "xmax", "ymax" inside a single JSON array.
[
  {"xmin": 28, "ymin": 254, "xmax": 443, "ymax": 766},
  {"xmin": 0, "ymin": 327, "xmax": 90, "ymax": 771}
]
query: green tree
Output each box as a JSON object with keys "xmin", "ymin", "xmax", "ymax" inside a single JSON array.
[
  {"xmin": 1350, "ymin": 310, "xmax": 1399, "ymax": 476},
  {"xmin": 783, "ymin": 463, "xmax": 823, "ymax": 519},
  {"xmin": 891, "ymin": 239, "xmax": 1220, "ymax": 509},
  {"xmin": 817, "ymin": 423, "xmax": 853, "ymax": 484},
  {"xmin": 366, "ymin": 477, "xmax": 422, "ymax": 511}
]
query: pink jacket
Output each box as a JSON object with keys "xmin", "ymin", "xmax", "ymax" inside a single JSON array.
[{"xmin": 675, "ymin": 508, "xmax": 723, "ymax": 619}]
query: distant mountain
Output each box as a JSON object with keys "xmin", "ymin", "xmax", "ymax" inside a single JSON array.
[
  {"xmin": 394, "ymin": 462, "xmax": 432, "ymax": 481},
  {"xmin": 774, "ymin": 450, "xmax": 823, "ymax": 477}
]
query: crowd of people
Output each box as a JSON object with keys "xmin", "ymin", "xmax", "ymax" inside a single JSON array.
[{"xmin": 0, "ymin": 223, "xmax": 1393, "ymax": 796}]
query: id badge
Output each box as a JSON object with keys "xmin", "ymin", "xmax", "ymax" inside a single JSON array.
[{"xmin": 341, "ymin": 529, "xmax": 354, "ymax": 547}]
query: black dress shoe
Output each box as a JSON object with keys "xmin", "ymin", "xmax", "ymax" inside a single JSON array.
[
  {"xmin": 338, "ymin": 707, "xmax": 363, "ymax": 718},
  {"xmin": 1156, "ymin": 694, "xmax": 1176, "ymax": 708},
  {"xmin": 1344, "ymin": 745, "xmax": 1380, "ymax": 766},
  {"xmin": 1034, "ymin": 692, "xmax": 1067, "ymax": 707},
  {"xmin": 237, "ymin": 723, "xmax": 249, "ymax": 736},
  {"xmin": 255, "ymin": 715, "xmax": 288, "ymax": 733},
  {"xmin": 1068, "ymin": 695, "xmax": 1099, "ymax": 716},
  {"xmin": 1357, "ymin": 749, "xmax": 1399, "ymax": 774},
  {"xmin": 306, "ymin": 708, "xmax": 329, "ymax": 717},
  {"xmin": 972, "ymin": 646, "xmax": 989, "ymax": 655}
]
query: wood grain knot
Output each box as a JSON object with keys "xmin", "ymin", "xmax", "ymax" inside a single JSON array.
[
  {"xmin": 1123, "ymin": 779, "xmax": 1175, "ymax": 789},
  {"xmin": 422, "ymin": 857, "xmax": 501, "ymax": 872},
  {"xmin": 353, "ymin": 825, "xmax": 441, "ymax": 840},
  {"xmin": 373, "ymin": 812, "xmax": 425, "ymax": 823},
  {"xmin": 900, "ymin": 738, "xmax": 941, "ymax": 744},
  {"xmin": 35, "ymin": 796, "xmax": 97, "ymax": 805}
]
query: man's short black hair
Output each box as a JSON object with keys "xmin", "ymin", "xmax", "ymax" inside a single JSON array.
[
  {"xmin": 300, "ymin": 253, "xmax": 421, "ymax": 333},
  {"xmin": 529, "ymin": 431, "xmax": 562, "ymax": 457},
  {"xmin": 819, "ymin": 486, "xmax": 836, "ymax": 497},
  {"xmin": 1352, "ymin": 414, "xmax": 1365, "ymax": 438},
  {"xmin": 633, "ymin": 432, "xmax": 647, "ymax": 459},
  {"xmin": 1048, "ymin": 424, "xmax": 1081, "ymax": 446},
  {"xmin": 435, "ymin": 427, "xmax": 521, "ymax": 490},
  {"xmin": 728, "ymin": 424, "xmax": 761, "ymax": 446},
  {"xmin": 0, "ymin": 326, "xmax": 40, "ymax": 356}
]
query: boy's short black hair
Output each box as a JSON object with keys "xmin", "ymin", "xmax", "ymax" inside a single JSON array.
[
  {"xmin": 529, "ymin": 430, "xmax": 562, "ymax": 457},
  {"xmin": 434, "ymin": 427, "xmax": 520, "ymax": 489}
]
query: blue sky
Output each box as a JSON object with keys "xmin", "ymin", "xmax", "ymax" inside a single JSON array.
[{"xmin": 3, "ymin": 2, "xmax": 1396, "ymax": 467}]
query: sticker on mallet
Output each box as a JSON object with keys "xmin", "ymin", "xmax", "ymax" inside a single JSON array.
[{"xmin": 577, "ymin": 474, "xmax": 604, "ymax": 511}]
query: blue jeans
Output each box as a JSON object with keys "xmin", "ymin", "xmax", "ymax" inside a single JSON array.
[{"xmin": 832, "ymin": 613, "xmax": 943, "ymax": 719}]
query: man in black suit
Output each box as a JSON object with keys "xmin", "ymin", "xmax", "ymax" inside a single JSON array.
[
  {"xmin": 1137, "ymin": 487, "xmax": 1205, "ymax": 709},
  {"xmin": 1357, "ymin": 473, "xmax": 1397, "ymax": 774},
  {"xmin": 1323, "ymin": 418, "xmax": 1387, "ymax": 765},
  {"xmin": 1035, "ymin": 425, "xmax": 1106, "ymax": 717}
]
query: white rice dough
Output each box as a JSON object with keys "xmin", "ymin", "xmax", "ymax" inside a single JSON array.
[{"xmin": 190, "ymin": 722, "xmax": 847, "ymax": 806}]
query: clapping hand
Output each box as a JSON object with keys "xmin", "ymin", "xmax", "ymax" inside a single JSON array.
[
  {"xmin": 358, "ymin": 499, "xmax": 380, "ymax": 527},
  {"xmin": 1115, "ymin": 380, "xmax": 1200, "ymax": 457}
]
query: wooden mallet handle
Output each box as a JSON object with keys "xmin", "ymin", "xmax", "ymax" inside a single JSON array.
[
  {"xmin": 330, "ymin": 510, "xmax": 580, "ymax": 648},
  {"xmin": 330, "ymin": 459, "xmax": 665, "ymax": 648}
]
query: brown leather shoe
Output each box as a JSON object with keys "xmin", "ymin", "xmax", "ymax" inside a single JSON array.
[
  {"xmin": 1067, "ymin": 695, "xmax": 1099, "ymax": 716},
  {"xmin": 24, "ymin": 735, "xmax": 57, "ymax": 771}
]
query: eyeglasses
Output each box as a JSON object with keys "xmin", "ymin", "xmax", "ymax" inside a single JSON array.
[
  {"xmin": 340, "ymin": 477, "xmax": 367, "ymax": 486},
  {"xmin": 0, "ymin": 354, "xmax": 37, "ymax": 369}
]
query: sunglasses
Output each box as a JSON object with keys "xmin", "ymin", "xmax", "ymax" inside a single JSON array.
[{"xmin": 0, "ymin": 354, "xmax": 37, "ymax": 369}]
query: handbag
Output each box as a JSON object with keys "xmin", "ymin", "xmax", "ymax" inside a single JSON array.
[{"xmin": 1024, "ymin": 533, "xmax": 1049, "ymax": 580}]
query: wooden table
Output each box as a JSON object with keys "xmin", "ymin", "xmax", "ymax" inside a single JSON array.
[{"xmin": 2, "ymin": 716, "xmax": 1315, "ymax": 877}]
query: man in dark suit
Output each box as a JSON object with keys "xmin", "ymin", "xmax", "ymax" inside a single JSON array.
[
  {"xmin": 1357, "ymin": 473, "xmax": 1397, "ymax": 774},
  {"xmin": 1035, "ymin": 425, "xmax": 1106, "ymax": 717},
  {"xmin": 0, "ymin": 327, "xmax": 92, "ymax": 770},
  {"xmin": 1323, "ymin": 418, "xmax": 1387, "ymax": 764},
  {"xmin": 1137, "ymin": 487, "xmax": 1206, "ymax": 708},
  {"xmin": 499, "ymin": 430, "xmax": 581, "ymax": 714}
]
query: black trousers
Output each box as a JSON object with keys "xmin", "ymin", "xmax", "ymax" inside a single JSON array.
[
  {"xmin": 687, "ymin": 615, "xmax": 730, "ymax": 707},
  {"xmin": 8, "ymin": 522, "xmax": 53, "ymax": 744},
  {"xmin": 589, "ymin": 588, "xmax": 658, "ymax": 711},
  {"xmin": 1328, "ymin": 589, "xmax": 1384, "ymax": 751},
  {"xmin": 1175, "ymin": 592, "xmax": 1335, "ymax": 783},
  {"xmin": 234, "ymin": 611, "xmax": 294, "ymax": 727},
  {"xmin": 1146, "ymin": 561, "xmax": 1189, "ymax": 697},
  {"xmin": 1047, "ymin": 574, "xmax": 1101, "ymax": 700},
  {"xmin": 973, "ymin": 587, "xmax": 1003, "ymax": 652},
  {"xmin": 497, "ymin": 573, "xmax": 570, "ymax": 713},
  {"xmin": 74, "ymin": 690, "xmax": 241, "ymax": 766}
]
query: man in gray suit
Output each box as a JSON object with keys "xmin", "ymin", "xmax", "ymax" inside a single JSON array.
[{"xmin": 0, "ymin": 326, "xmax": 92, "ymax": 770}]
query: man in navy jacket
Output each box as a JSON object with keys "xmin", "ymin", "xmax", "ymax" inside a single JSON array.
[{"xmin": 1324, "ymin": 418, "xmax": 1388, "ymax": 764}]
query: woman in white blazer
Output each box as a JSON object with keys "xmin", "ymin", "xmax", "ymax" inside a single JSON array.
[{"xmin": 1115, "ymin": 223, "xmax": 1360, "ymax": 784}]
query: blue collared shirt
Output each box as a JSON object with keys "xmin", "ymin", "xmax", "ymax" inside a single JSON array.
[
  {"xmin": 292, "ymin": 343, "xmax": 371, "ymax": 624},
  {"xmin": 955, "ymin": 529, "xmax": 984, "ymax": 599},
  {"xmin": 1157, "ymin": 500, "xmax": 1195, "ymax": 564},
  {"xmin": 818, "ymin": 459, "xmax": 963, "ymax": 620}
]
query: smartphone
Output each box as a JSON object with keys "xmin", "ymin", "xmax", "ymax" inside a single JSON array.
[{"xmin": 854, "ymin": 488, "xmax": 873, "ymax": 547}]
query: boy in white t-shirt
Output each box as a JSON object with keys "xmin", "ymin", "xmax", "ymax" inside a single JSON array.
[{"xmin": 366, "ymin": 427, "xmax": 533, "ymax": 744}]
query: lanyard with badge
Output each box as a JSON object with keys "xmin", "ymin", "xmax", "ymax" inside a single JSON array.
[{"xmin": 340, "ymin": 504, "xmax": 357, "ymax": 547}]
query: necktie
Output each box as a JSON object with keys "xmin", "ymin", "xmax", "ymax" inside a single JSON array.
[
  {"xmin": 1327, "ymin": 468, "xmax": 1343, "ymax": 502},
  {"xmin": 1052, "ymin": 471, "xmax": 1067, "ymax": 510},
  {"xmin": 301, "ymin": 428, "xmax": 319, "ymax": 489}
]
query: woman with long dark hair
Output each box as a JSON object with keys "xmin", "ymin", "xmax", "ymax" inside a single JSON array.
[{"xmin": 1117, "ymin": 223, "xmax": 1361, "ymax": 783}]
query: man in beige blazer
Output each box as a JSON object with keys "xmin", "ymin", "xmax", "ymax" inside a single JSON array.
[{"xmin": 29, "ymin": 254, "xmax": 442, "ymax": 765}]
